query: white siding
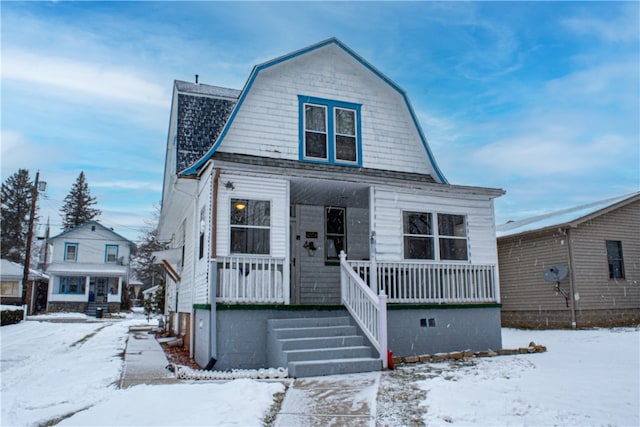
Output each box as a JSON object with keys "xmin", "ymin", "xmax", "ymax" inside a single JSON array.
[
  {"xmin": 193, "ymin": 172, "xmax": 213, "ymax": 305},
  {"xmin": 217, "ymin": 43, "xmax": 437, "ymax": 177},
  {"xmin": 373, "ymin": 187, "xmax": 498, "ymax": 265},
  {"xmin": 216, "ymin": 173, "xmax": 289, "ymax": 258},
  {"xmin": 346, "ymin": 207, "xmax": 370, "ymax": 260},
  {"xmin": 50, "ymin": 226, "xmax": 131, "ymax": 265},
  {"xmin": 176, "ymin": 216, "xmax": 194, "ymax": 313}
]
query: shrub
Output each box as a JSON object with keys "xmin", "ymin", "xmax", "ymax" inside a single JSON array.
[{"xmin": 1, "ymin": 308, "xmax": 24, "ymax": 326}]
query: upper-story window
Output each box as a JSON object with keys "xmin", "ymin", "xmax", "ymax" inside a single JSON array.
[
  {"xmin": 105, "ymin": 245, "xmax": 118, "ymax": 263},
  {"xmin": 403, "ymin": 212, "xmax": 469, "ymax": 261},
  {"xmin": 299, "ymin": 95, "xmax": 362, "ymax": 166},
  {"xmin": 64, "ymin": 243, "xmax": 78, "ymax": 261}
]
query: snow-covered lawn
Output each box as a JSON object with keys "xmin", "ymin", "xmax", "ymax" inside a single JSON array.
[
  {"xmin": 413, "ymin": 327, "xmax": 640, "ymax": 426},
  {"xmin": 1, "ymin": 310, "xmax": 638, "ymax": 427}
]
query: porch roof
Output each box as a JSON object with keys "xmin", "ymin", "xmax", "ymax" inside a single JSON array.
[{"xmin": 210, "ymin": 152, "xmax": 505, "ymax": 198}]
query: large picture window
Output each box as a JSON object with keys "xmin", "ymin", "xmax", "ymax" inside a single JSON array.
[
  {"xmin": 59, "ymin": 276, "xmax": 85, "ymax": 294},
  {"xmin": 403, "ymin": 212, "xmax": 468, "ymax": 261},
  {"xmin": 299, "ymin": 95, "xmax": 361, "ymax": 166},
  {"xmin": 64, "ymin": 243, "xmax": 78, "ymax": 261},
  {"xmin": 325, "ymin": 207, "xmax": 346, "ymax": 261},
  {"xmin": 230, "ymin": 199, "xmax": 270, "ymax": 255},
  {"xmin": 1, "ymin": 281, "xmax": 20, "ymax": 296},
  {"xmin": 606, "ymin": 240, "xmax": 625, "ymax": 279}
]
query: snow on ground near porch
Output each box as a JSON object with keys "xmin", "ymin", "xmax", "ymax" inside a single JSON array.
[
  {"xmin": 0, "ymin": 312, "xmax": 283, "ymax": 427},
  {"xmin": 417, "ymin": 327, "xmax": 639, "ymax": 426},
  {"xmin": 1, "ymin": 309, "xmax": 638, "ymax": 426}
]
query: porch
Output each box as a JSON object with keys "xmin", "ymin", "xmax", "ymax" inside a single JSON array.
[
  {"xmin": 215, "ymin": 254, "xmax": 498, "ymax": 305},
  {"xmin": 212, "ymin": 253, "xmax": 499, "ymax": 374}
]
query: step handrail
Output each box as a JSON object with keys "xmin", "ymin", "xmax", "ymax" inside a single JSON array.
[{"xmin": 339, "ymin": 251, "xmax": 388, "ymax": 368}]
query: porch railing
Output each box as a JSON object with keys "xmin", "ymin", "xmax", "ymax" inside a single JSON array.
[
  {"xmin": 216, "ymin": 256, "xmax": 285, "ymax": 304},
  {"xmin": 339, "ymin": 251, "xmax": 388, "ymax": 369},
  {"xmin": 348, "ymin": 260, "xmax": 497, "ymax": 304}
]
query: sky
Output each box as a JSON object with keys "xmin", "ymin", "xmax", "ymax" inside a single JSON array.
[
  {"xmin": 1, "ymin": 309, "xmax": 638, "ymax": 426},
  {"xmin": 2, "ymin": 1, "xmax": 638, "ymax": 243}
]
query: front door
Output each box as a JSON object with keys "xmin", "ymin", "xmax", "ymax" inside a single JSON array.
[
  {"xmin": 89, "ymin": 278, "xmax": 107, "ymax": 303},
  {"xmin": 290, "ymin": 211, "xmax": 301, "ymax": 304}
]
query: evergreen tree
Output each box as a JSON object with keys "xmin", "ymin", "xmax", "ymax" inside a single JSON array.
[
  {"xmin": 1, "ymin": 169, "xmax": 33, "ymax": 263},
  {"xmin": 60, "ymin": 171, "xmax": 101, "ymax": 230}
]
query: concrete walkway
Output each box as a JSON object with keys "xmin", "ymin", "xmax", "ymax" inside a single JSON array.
[
  {"xmin": 274, "ymin": 372, "xmax": 380, "ymax": 427},
  {"xmin": 119, "ymin": 326, "xmax": 177, "ymax": 388},
  {"xmin": 119, "ymin": 327, "xmax": 380, "ymax": 425}
]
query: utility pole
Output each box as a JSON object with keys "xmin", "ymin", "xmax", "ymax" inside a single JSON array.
[{"xmin": 21, "ymin": 171, "xmax": 45, "ymax": 308}]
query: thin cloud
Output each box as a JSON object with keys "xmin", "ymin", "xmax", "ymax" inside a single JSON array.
[
  {"xmin": 3, "ymin": 50, "xmax": 168, "ymax": 107},
  {"xmin": 562, "ymin": 3, "xmax": 639, "ymax": 43},
  {"xmin": 471, "ymin": 129, "xmax": 634, "ymax": 177},
  {"xmin": 92, "ymin": 180, "xmax": 163, "ymax": 192}
]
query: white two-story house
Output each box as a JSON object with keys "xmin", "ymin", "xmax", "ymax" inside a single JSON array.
[
  {"xmin": 156, "ymin": 38, "xmax": 505, "ymax": 377},
  {"xmin": 46, "ymin": 221, "xmax": 135, "ymax": 315}
]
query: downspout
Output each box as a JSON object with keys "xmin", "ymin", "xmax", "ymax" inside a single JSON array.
[
  {"xmin": 565, "ymin": 227, "xmax": 578, "ymax": 328},
  {"xmin": 210, "ymin": 168, "xmax": 220, "ymax": 362}
]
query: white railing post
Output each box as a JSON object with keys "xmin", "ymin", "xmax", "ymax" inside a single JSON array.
[{"xmin": 378, "ymin": 291, "xmax": 388, "ymax": 368}]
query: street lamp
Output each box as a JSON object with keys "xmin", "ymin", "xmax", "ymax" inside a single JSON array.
[{"xmin": 21, "ymin": 172, "xmax": 46, "ymax": 308}]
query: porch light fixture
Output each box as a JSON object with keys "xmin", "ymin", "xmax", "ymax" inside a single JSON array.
[{"xmin": 224, "ymin": 181, "xmax": 235, "ymax": 191}]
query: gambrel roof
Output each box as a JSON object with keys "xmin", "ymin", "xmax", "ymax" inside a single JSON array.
[
  {"xmin": 178, "ymin": 37, "xmax": 448, "ymax": 183},
  {"xmin": 497, "ymin": 192, "xmax": 640, "ymax": 238}
]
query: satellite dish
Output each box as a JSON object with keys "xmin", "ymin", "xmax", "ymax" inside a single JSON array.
[{"xmin": 543, "ymin": 265, "xmax": 568, "ymax": 282}]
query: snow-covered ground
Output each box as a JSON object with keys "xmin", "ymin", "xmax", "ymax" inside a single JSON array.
[
  {"xmin": 413, "ymin": 328, "xmax": 640, "ymax": 426},
  {"xmin": 1, "ymin": 310, "xmax": 638, "ymax": 426}
]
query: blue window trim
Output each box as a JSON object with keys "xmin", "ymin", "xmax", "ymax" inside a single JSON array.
[
  {"xmin": 105, "ymin": 244, "xmax": 119, "ymax": 263},
  {"xmin": 298, "ymin": 95, "xmax": 362, "ymax": 167},
  {"xmin": 64, "ymin": 242, "xmax": 78, "ymax": 262},
  {"xmin": 58, "ymin": 276, "xmax": 85, "ymax": 294}
]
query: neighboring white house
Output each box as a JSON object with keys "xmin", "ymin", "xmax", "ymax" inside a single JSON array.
[
  {"xmin": 0, "ymin": 258, "xmax": 49, "ymax": 314},
  {"xmin": 156, "ymin": 38, "xmax": 505, "ymax": 377},
  {"xmin": 46, "ymin": 221, "xmax": 136, "ymax": 314}
]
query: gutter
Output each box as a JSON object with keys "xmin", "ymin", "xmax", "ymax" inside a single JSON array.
[{"xmin": 565, "ymin": 228, "xmax": 578, "ymax": 328}]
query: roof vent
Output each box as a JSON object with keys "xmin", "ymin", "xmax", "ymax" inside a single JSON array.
[{"xmin": 195, "ymin": 74, "xmax": 199, "ymax": 84}]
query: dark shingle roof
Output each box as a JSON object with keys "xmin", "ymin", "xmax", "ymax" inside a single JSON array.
[{"xmin": 175, "ymin": 81, "xmax": 241, "ymax": 173}]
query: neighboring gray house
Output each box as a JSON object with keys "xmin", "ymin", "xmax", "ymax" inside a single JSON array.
[
  {"xmin": 497, "ymin": 192, "xmax": 640, "ymax": 328},
  {"xmin": 46, "ymin": 221, "xmax": 136, "ymax": 315},
  {"xmin": 156, "ymin": 38, "xmax": 505, "ymax": 377}
]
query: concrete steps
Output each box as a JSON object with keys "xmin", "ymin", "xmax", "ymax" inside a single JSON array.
[
  {"xmin": 86, "ymin": 302, "xmax": 108, "ymax": 317},
  {"xmin": 267, "ymin": 316, "xmax": 381, "ymax": 378}
]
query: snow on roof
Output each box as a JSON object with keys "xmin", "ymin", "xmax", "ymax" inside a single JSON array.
[
  {"xmin": 0, "ymin": 259, "xmax": 48, "ymax": 281},
  {"xmin": 496, "ymin": 192, "xmax": 640, "ymax": 238},
  {"xmin": 49, "ymin": 221, "xmax": 135, "ymax": 246},
  {"xmin": 175, "ymin": 80, "xmax": 241, "ymax": 99},
  {"xmin": 45, "ymin": 263, "xmax": 127, "ymax": 275}
]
